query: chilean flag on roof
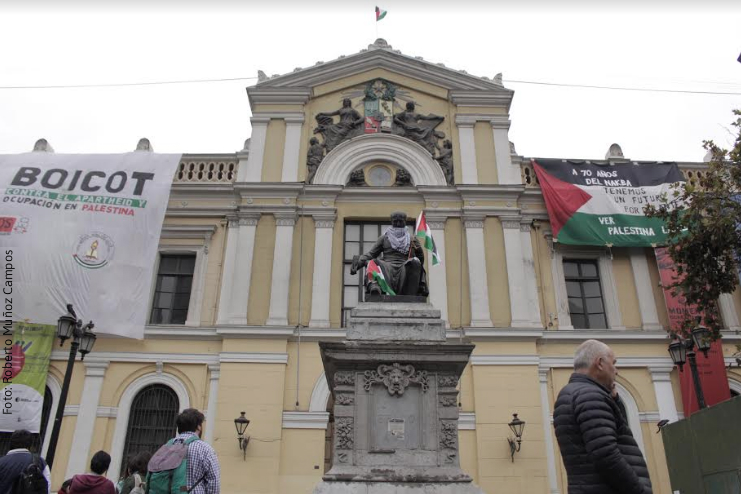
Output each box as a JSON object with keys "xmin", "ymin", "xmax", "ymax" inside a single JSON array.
[{"xmin": 532, "ymin": 158, "xmax": 685, "ymax": 247}]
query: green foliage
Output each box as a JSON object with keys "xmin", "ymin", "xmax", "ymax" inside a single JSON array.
[{"xmin": 645, "ymin": 110, "xmax": 741, "ymax": 340}]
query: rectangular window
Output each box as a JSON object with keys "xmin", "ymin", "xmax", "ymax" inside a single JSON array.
[
  {"xmin": 150, "ymin": 254, "xmax": 195, "ymax": 325},
  {"xmin": 342, "ymin": 221, "xmax": 413, "ymax": 326},
  {"xmin": 563, "ymin": 259, "xmax": 607, "ymax": 329}
]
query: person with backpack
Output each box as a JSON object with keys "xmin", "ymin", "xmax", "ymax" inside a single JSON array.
[
  {"xmin": 0, "ymin": 429, "xmax": 50, "ymax": 494},
  {"xmin": 119, "ymin": 452, "xmax": 150, "ymax": 494},
  {"xmin": 146, "ymin": 408, "xmax": 219, "ymax": 494},
  {"xmin": 68, "ymin": 451, "xmax": 116, "ymax": 494}
]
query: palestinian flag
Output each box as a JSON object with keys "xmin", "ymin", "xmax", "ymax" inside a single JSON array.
[
  {"xmin": 415, "ymin": 212, "xmax": 441, "ymax": 266},
  {"xmin": 367, "ymin": 259, "xmax": 395, "ymax": 295},
  {"xmin": 375, "ymin": 6, "xmax": 387, "ymax": 21},
  {"xmin": 532, "ymin": 158, "xmax": 684, "ymax": 247}
]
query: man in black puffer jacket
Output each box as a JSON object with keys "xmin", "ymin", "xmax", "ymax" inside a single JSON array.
[{"xmin": 554, "ymin": 339, "xmax": 652, "ymax": 494}]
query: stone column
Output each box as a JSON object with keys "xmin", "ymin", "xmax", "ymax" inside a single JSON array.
[
  {"xmin": 65, "ymin": 361, "xmax": 109, "ymax": 479},
  {"xmin": 649, "ymin": 366, "xmax": 679, "ymax": 423},
  {"xmin": 267, "ymin": 213, "xmax": 297, "ymax": 326},
  {"xmin": 464, "ymin": 216, "xmax": 492, "ymax": 327},
  {"xmin": 217, "ymin": 214, "xmax": 260, "ymax": 325},
  {"xmin": 281, "ymin": 116, "xmax": 304, "ymax": 182},
  {"xmin": 719, "ymin": 293, "xmax": 741, "ymax": 330},
  {"xmin": 456, "ymin": 119, "xmax": 478, "ymax": 185},
  {"xmin": 238, "ymin": 116, "xmax": 270, "ymax": 182},
  {"xmin": 205, "ymin": 364, "xmax": 220, "ymax": 444},
  {"xmin": 519, "ymin": 221, "xmax": 543, "ymax": 328},
  {"xmin": 539, "ymin": 368, "xmax": 561, "ymax": 494},
  {"xmin": 629, "ymin": 248, "xmax": 662, "ymax": 330},
  {"xmin": 426, "ymin": 218, "xmax": 449, "ymax": 326},
  {"xmin": 309, "ymin": 214, "xmax": 336, "ymax": 328},
  {"xmin": 490, "ymin": 116, "xmax": 520, "ymax": 184},
  {"xmin": 501, "ymin": 218, "xmax": 539, "ymax": 328}
]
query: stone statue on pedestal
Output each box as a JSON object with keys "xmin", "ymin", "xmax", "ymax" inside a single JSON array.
[{"xmin": 350, "ymin": 211, "xmax": 428, "ymax": 297}]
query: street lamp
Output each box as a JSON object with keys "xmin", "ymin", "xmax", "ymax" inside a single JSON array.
[
  {"xmin": 667, "ymin": 326, "xmax": 711, "ymax": 411},
  {"xmin": 45, "ymin": 304, "xmax": 97, "ymax": 469},
  {"xmin": 507, "ymin": 413, "xmax": 526, "ymax": 462},
  {"xmin": 234, "ymin": 411, "xmax": 250, "ymax": 460}
]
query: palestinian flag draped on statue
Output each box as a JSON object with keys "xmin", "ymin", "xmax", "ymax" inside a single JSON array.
[
  {"xmin": 415, "ymin": 212, "xmax": 441, "ymax": 266},
  {"xmin": 367, "ymin": 259, "xmax": 396, "ymax": 295},
  {"xmin": 532, "ymin": 159, "xmax": 685, "ymax": 247}
]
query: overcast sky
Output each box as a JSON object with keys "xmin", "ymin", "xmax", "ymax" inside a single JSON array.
[{"xmin": 1, "ymin": 1, "xmax": 740, "ymax": 162}]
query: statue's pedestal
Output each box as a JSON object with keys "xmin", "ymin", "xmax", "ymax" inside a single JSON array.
[{"xmin": 314, "ymin": 302, "xmax": 484, "ymax": 494}]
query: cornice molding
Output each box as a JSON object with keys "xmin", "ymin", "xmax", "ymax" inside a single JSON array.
[
  {"xmin": 458, "ymin": 412, "xmax": 476, "ymax": 430},
  {"xmin": 160, "ymin": 225, "xmax": 217, "ymax": 243},
  {"xmin": 470, "ymin": 355, "xmax": 540, "ymax": 366},
  {"xmin": 250, "ymin": 111, "xmax": 306, "ymax": 122},
  {"xmin": 219, "ymin": 352, "xmax": 288, "ymax": 364},
  {"xmin": 450, "ymin": 91, "xmax": 514, "ymax": 110},
  {"xmin": 246, "ymin": 87, "xmax": 312, "ymax": 107},
  {"xmin": 282, "ymin": 411, "xmax": 330, "ymax": 429}
]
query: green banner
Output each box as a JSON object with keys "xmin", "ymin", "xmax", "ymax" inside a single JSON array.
[{"xmin": 1, "ymin": 322, "xmax": 55, "ymax": 433}]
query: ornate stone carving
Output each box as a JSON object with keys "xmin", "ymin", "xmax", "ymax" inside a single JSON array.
[
  {"xmin": 439, "ymin": 420, "xmax": 458, "ymax": 450},
  {"xmin": 392, "ymin": 102, "xmax": 445, "ymax": 156},
  {"xmin": 346, "ymin": 168, "xmax": 367, "ymax": 187},
  {"xmin": 313, "ymin": 98, "xmax": 364, "ymax": 153},
  {"xmin": 334, "ymin": 371, "xmax": 355, "ymax": 386},
  {"xmin": 439, "ymin": 395, "xmax": 458, "ymax": 407},
  {"xmin": 463, "ymin": 220, "xmax": 484, "ymax": 229},
  {"xmin": 437, "ymin": 375, "xmax": 459, "ymax": 388},
  {"xmin": 500, "ymin": 219, "xmax": 522, "ymax": 230},
  {"xmin": 363, "ymin": 363, "xmax": 429, "ymax": 396},
  {"xmin": 520, "ymin": 223, "xmax": 531, "ymax": 233},
  {"xmin": 275, "ymin": 217, "xmax": 296, "ymax": 227},
  {"xmin": 394, "ymin": 168, "xmax": 413, "ymax": 187},
  {"xmin": 435, "ymin": 139, "xmax": 454, "ymax": 185},
  {"xmin": 238, "ymin": 216, "xmax": 259, "ymax": 227},
  {"xmin": 314, "ymin": 220, "xmax": 335, "ymax": 229},
  {"xmin": 427, "ymin": 221, "xmax": 445, "ymax": 230},
  {"xmin": 226, "ymin": 217, "xmax": 239, "ymax": 229},
  {"xmin": 306, "ymin": 137, "xmax": 325, "ymax": 184},
  {"xmin": 335, "ymin": 393, "xmax": 355, "ymax": 406},
  {"xmin": 335, "ymin": 417, "xmax": 354, "ymax": 450}
]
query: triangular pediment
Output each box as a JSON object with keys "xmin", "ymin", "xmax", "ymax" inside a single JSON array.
[{"xmin": 248, "ymin": 39, "xmax": 513, "ymax": 108}]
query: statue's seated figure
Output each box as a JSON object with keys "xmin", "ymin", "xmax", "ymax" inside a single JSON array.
[{"xmin": 351, "ymin": 212, "xmax": 429, "ymax": 297}]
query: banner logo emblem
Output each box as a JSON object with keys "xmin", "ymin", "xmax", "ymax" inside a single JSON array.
[{"xmin": 73, "ymin": 232, "xmax": 115, "ymax": 269}]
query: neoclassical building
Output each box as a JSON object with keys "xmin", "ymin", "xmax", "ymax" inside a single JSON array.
[{"xmin": 12, "ymin": 39, "xmax": 741, "ymax": 494}]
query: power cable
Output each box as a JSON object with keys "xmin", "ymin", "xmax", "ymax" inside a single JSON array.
[{"xmin": 1, "ymin": 75, "xmax": 740, "ymax": 95}]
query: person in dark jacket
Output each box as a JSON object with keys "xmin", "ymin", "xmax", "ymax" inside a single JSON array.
[
  {"xmin": 118, "ymin": 451, "xmax": 150, "ymax": 494},
  {"xmin": 69, "ymin": 451, "xmax": 116, "ymax": 494},
  {"xmin": 554, "ymin": 339, "xmax": 653, "ymax": 494},
  {"xmin": 0, "ymin": 429, "xmax": 51, "ymax": 494}
]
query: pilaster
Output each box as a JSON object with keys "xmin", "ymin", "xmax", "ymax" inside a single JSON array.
[
  {"xmin": 629, "ymin": 248, "xmax": 662, "ymax": 330},
  {"xmin": 65, "ymin": 361, "xmax": 109, "ymax": 480},
  {"xmin": 267, "ymin": 213, "xmax": 297, "ymax": 326},
  {"xmin": 205, "ymin": 364, "xmax": 220, "ymax": 443},
  {"xmin": 309, "ymin": 212, "xmax": 337, "ymax": 328},
  {"xmin": 648, "ymin": 365, "xmax": 679, "ymax": 423},
  {"xmin": 719, "ymin": 293, "xmax": 741, "ymax": 330},
  {"xmin": 463, "ymin": 216, "xmax": 492, "ymax": 327},
  {"xmin": 281, "ymin": 116, "xmax": 304, "ymax": 182},
  {"xmin": 455, "ymin": 119, "xmax": 478, "ymax": 185},
  {"xmin": 538, "ymin": 368, "xmax": 561, "ymax": 494},
  {"xmin": 239, "ymin": 116, "xmax": 270, "ymax": 182},
  {"xmin": 217, "ymin": 214, "xmax": 260, "ymax": 325},
  {"xmin": 425, "ymin": 215, "xmax": 449, "ymax": 327},
  {"xmin": 490, "ymin": 116, "xmax": 520, "ymax": 185},
  {"xmin": 501, "ymin": 218, "xmax": 540, "ymax": 328}
]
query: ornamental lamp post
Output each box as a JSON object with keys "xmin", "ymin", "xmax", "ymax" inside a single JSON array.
[
  {"xmin": 45, "ymin": 304, "xmax": 97, "ymax": 470},
  {"xmin": 668, "ymin": 326, "xmax": 711, "ymax": 411}
]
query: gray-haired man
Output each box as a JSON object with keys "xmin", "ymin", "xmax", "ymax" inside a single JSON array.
[{"xmin": 553, "ymin": 339, "xmax": 653, "ymax": 494}]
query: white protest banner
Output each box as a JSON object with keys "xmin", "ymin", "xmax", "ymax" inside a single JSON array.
[{"xmin": 0, "ymin": 153, "xmax": 181, "ymax": 339}]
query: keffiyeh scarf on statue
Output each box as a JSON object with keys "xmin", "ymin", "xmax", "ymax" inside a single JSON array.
[{"xmin": 385, "ymin": 226, "xmax": 411, "ymax": 255}]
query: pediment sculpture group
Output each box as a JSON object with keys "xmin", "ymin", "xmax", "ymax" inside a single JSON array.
[{"xmin": 306, "ymin": 95, "xmax": 454, "ymax": 186}]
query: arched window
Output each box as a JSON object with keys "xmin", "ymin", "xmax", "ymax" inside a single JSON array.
[
  {"xmin": 120, "ymin": 384, "xmax": 179, "ymax": 475},
  {"xmin": 0, "ymin": 386, "xmax": 53, "ymax": 455}
]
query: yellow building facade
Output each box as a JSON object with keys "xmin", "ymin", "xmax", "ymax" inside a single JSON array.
[{"xmin": 30, "ymin": 39, "xmax": 741, "ymax": 493}]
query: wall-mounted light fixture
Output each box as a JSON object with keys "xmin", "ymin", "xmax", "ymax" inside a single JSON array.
[
  {"xmin": 234, "ymin": 411, "xmax": 250, "ymax": 460},
  {"xmin": 507, "ymin": 413, "xmax": 526, "ymax": 462}
]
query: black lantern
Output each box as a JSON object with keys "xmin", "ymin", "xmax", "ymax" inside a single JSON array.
[
  {"xmin": 691, "ymin": 326, "xmax": 712, "ymax": 357},
  {"xmin": 668, "ymin": 339, "xmax": 688, "ymax": 370},
  {"xmin": 56, "ymin": 312, "xmax": 77, "ymax": 345},
  {"xmin": 507, "ymin": 413, "xmax": 526, "ymax": 462},
  {"xmin": 234, "ymin": 411, "xmax": 250, "ymax": 460},
  {"xmin": 78, "ymin": 325, "xmax": 97, "ymax": 360}
]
